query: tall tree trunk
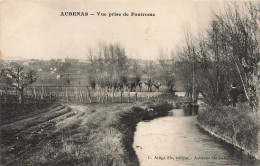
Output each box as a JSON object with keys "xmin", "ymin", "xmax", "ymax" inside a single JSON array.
[
  {"xmin": 18, "ymin": 89, "xmax": 24, "ymax": 104},
  {"xmin": 128, "ymin": 91, "xmax": 130, "ymax": 103},
  {"xmin": 185, "ymin": 91, "xmax": 189, "ymax": 97},
  {"xmin": 120, "ymin": 91, "xmax": 123, "ymax": 102}
]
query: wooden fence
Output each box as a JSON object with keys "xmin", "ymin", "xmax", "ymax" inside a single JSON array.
[{"xmin": 0, "ymin": 85, "xmax": 168, "ymax": 104}]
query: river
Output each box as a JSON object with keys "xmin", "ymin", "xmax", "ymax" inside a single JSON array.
[{"xmin": 133, "ymin": 109, "xmax": 260, "ymax": 166}]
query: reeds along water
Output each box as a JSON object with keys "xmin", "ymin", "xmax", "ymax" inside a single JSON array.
[{"xmin": 197, "ymin": 106, "xmax": 259, "ymax": 156}]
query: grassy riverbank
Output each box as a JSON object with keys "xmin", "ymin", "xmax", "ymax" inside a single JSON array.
[
  {"xmin": 197, "ymin": 104, "xmax": 259, "ymax": 157},
  {"xmin": 1, "ymin": 101, "xmax": 172, "ymax": 166}
]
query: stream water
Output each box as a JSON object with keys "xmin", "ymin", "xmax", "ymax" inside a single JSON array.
[{"xmin": 133, "ymin": 109, "xmax": 260, "ymax": 166}]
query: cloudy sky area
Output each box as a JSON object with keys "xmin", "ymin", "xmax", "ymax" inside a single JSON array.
[{"xmin": 1, "ymin": 0, "xmax": 226, "ymax": 60}]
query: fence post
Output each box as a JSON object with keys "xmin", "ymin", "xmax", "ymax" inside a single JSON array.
[
  {"xmin": 33, "ymin": 86, "xmax": 37, "ymax": 99},
  {"xmin": 41, "ymin": 86, "xmax": 44, "ymax": 99},
  {"xmin": 66, "ymin": 87, "xmax": 68, "ymax": 102}
]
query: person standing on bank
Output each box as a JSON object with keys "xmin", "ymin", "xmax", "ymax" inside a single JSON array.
[{"xmin": 230, "ymin": 83, "xmax": 240, "ymax": 107}]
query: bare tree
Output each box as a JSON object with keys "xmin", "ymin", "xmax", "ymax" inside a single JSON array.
[
  {"xmin": 217, "ymin": 2, "xmax": 260, "ymax": 110},
  {"xmin": 176, "ymin": 1, "xmax": 260, "ymax": 109},
  {"xmin": 153, "ymin": 82, "xmax": 161, "ymax": 92},
  {"xmin": 87, "ymin": 42, "xmax": 129, "ymax": 102},
  {"xmin": 157, "ymin": 49, "xmax": 176, "ymax": 93},
  {"xmin": 2, "ymin": 63, "xmax": 37, "ymax": 104},
  {"xmin": 144, "ymin": 78, "xmax": 154, "ymax": 92},
  {"xmin": 175, "ymin": 27, "xmax": 197, "ymax": 100}
]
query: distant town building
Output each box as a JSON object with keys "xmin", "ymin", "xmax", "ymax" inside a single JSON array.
[
  {"xmin": 65, "ymin": 58, "xmax": 79, "ymax": 63},
  {"xmin": 50, "ymin": 67, "xmax": 56, "ymax": 71},
  {"xmin": 56, "ymin": 74, "xmax": 61, "ymax": 79},
  {"xmin": 23, "ymin": 62, "xmax": 29, "ymax": 66},
  {"xmin": 79, "ymin": 59, "xmax": 86, "ymax": 63},
  {"xmin": 57, "ymin": 59, "xmax": 63, "ymax": 63},
  {"xmin": 28, "ymin": 59, "xmax": 40, "ymax": 62}
]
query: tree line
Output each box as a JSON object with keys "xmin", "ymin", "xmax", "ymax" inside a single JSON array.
[
  {"xmin": 0, "ymin": 43, "xmax": 177, "ymax": 104},
  {"xmin": 86, "ymin": 42, "xmax": 176, "ymax": 102},
  {"xmin": 175, "ymin": 2, "xmax": 260, "ymax": 111}
]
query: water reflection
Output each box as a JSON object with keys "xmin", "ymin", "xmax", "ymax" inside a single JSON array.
[
  {"xmin": 168, "ymin": 108, "xmax": 198, "ymax": 116},
  {"xmin": 133, "ymin": 109, "xmax": 259, "ymax": 166}
]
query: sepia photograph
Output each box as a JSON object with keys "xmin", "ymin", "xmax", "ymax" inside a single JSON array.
[{"xmin": 1, "ymin": 0, "xmax": 260, "ymax": 165}]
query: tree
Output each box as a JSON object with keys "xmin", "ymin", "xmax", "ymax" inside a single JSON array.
[
  {"xmin": 88, "ymin": 43, "xmax": 128, "ymax": 87},
  {"xmin": 194, "ymin": 19, "xmax": 236, "ymax": 105},
  {"xmin": 153, "ymin": 82, "xmax": 161, "ymax": 92},
  {"xmin": 58, "ymin": 62, "xmax": 71, "ymax": 73},
  {"xmin": 2, "ymin": 63, "xmax": 37, "ymax": 104},
  {"xmin": 175, "ymin": 28, "xmax": 197, "ymax": 100},
  {"xmin": 144, "ymin": 78, "xmax": 154, "ymax": 92},
  {"xmin": 132, "ymin": 75, "xmax": 142, "ymax": 101},
  {"xmin": 223, "ymin": 2, "xmax": 260, "ymax": 110},
  {"xmin": 175, "ymin": 1, "xmax": 260, "ymax": 109},
  {"xmin": 157, "ymin": 49, "xmax": 176, "ymax": 93},
  {"xmin": 87, "ymin": 42, "xmax": 129, "ymax": 102}
]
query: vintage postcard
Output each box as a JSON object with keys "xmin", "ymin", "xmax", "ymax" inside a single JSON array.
[{"xmin": 1, "ymin": 0, "xmax": 260, "ymax": 165}]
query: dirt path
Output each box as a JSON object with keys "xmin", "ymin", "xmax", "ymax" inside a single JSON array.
[
  {"xmin": 1, "ymin": 104, "xmax": 83, "ymax": 165},
  {"xmin": 1, "ymin": 103, "xmax": 134, "ymax": 165}
]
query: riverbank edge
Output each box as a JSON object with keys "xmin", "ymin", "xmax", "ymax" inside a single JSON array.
[
  {"xmin": 196, "ymin": 121, "xmax": 260, "ymax": 160},
  {"xmin": 119, "ymin": 101, "xmax": 173, "ymax": 166}
]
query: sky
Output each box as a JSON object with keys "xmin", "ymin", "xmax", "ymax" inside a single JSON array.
[{"xmin": 0, "ymin": 0, "xmax": 227, "ymax": 61}]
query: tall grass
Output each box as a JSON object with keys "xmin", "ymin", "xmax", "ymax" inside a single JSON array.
[
  {"xmin": 6, "ymin": 102, "xmax": 172, "ymax": 166},
  {"xmin": 197, "ymin": 104, "xmax": 259, "ymax": 154}
]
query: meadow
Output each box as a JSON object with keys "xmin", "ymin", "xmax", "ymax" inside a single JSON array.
[{"xmin": 0, "ymin": 101, "xmax": 173, "ymax": 166}]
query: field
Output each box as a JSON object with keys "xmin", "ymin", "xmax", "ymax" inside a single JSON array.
[{"xmin": 0, "ymin": 101, "xmax": 173, "ymax": 166}]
